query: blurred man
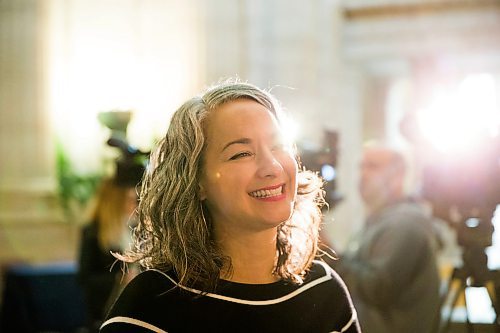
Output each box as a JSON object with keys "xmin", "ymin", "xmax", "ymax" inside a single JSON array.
[{"xmin": 336, "ymin": 143, "xmax": 441, "ymax": 333}]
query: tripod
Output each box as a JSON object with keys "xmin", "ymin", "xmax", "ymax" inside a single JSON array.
[{"xmin": 434, "ymin": 263, "xmax": 500, "ymax": 333}]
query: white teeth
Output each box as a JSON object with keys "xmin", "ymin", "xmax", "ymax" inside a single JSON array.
[{"xmin": 250, "ymin": 186, "xmax": 283, "ymax": 198}]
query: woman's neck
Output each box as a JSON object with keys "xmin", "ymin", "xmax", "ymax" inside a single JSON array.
[{"xmin": 217, "ymin": 228, "xmax": 279, "ymax": 284}]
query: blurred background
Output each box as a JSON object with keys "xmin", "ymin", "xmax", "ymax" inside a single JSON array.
[{"xmin": 0, "ymin": 0, "xmax": 499, "ymax": 331}]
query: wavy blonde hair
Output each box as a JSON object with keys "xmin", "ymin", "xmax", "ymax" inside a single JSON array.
[{"xmin": 125, "ymin": 81, "xmax": 325, "ymax": 291}]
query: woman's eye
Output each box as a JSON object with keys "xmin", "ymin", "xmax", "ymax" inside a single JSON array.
[{"xmin": 229, "ymin": 152, "xmax": 252, "ymax": 160}]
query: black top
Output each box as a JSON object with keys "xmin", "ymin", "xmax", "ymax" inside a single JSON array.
[
  {"xmin": 78, "ymin": 222, "xmax": 122, "ymax": 330},
  {"xmin": 100, "ymin": 260, "xmax": 360, "ymax": 333}
]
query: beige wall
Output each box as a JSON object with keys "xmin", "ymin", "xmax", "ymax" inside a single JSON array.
[
  {"xmin": 0, "ymin": 0, "xmax": 69, "ymax": 265},
  {"xmin": 1, "ymin": 0, "xmax": 500, "ymax": 266},
  {"xmin": 0, "ymin": 0, "xmax": 206, "ymax": 264}
]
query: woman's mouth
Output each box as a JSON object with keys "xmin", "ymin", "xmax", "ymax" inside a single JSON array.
[{"xmin": 249, "ymin": 185, "xmax": 284, "ymax": 199}]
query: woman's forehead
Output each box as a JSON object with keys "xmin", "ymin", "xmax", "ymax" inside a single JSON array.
[
  {"xmin": 205, "ymin": 100, "xmax": 280, "ymax": 139},
  {"xmin": 207, "ymin": 99, "xmax": 278, "ymax": 131}
]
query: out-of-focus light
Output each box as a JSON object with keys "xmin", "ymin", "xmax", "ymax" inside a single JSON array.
[
  {"xmin": 321, "ymin": 164, "xmax": 336, "ymax": 182},
  {"xmin": 459, "ymin": 74, "xmax": 499, "ymax": 138},
  {"xmin": 280, "ymin": 115, "xmax": 299, "ymax": 146},
  {"xmin": 465, "ymin": 217, "xmax": 480, "ymax": 228},
  {"xmin": 417, "ymin": 73, "xmax": 499, "ymax": 154}
]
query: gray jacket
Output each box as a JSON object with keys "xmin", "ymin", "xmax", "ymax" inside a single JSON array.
[{"xmin": 336, "ymin": 200, "xmax": 441, "ymax": 333}]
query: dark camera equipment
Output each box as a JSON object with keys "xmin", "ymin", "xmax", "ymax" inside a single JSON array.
[
  {"xmin": 297, "ymin": 130, "xmax": 342, "ymax": 208},
  {"xmin": 107, "ymin": 137, "xmax": 149, "ymax": 188},
  {"xmin": 425, "ymin": 141, "xmax": 500, "ymax": 332},
  {"xmin": 402, "ymin": 112, "xmax": 500, "ymax": 332},
  {"xmin": 97, "ymin": 110, "xmax": 149, "ymax": 188},
  {"xmin": 421, "ymin": 136, "xmax": 500, "ymax": 284}
]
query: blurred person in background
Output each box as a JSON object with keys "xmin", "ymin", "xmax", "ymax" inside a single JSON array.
[
  {"xmin": 335, "ymin": 143, "xmax": 441, "ymax": 333},
  {"xmin": 77, "ymin": 176, "xmax": 140, "ymax": 332}
]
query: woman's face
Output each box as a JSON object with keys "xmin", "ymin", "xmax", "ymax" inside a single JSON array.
[{"xmin": 199, "ymin": 99, "xmax": 298, "ymax": 236}]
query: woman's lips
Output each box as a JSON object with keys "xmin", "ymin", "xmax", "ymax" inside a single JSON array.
[{"xmin": 249, "ymin": 184, "xmax": 285, "ymax": 200}]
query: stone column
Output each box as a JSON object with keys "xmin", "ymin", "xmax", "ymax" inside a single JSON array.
[{"xmin": 0, "ymin": 0, "xmax": 73, "ymax": 266}]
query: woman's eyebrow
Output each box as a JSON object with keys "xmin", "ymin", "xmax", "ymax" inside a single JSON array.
[{"xmin": 220, "ymin": 138, "xmax": 252, "ymax": 153}]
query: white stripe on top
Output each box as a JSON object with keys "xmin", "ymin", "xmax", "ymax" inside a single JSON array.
[
  {"xmin": 330, "ymin": 309, "xmax": 358, "ymax": 333},
  {"xmin": 150, "ymin": 260, "xmax": 333, "ymax": 306},
  {"xmin": 101, "ymin": 316, "xmax": 168, "ymax": 333}
]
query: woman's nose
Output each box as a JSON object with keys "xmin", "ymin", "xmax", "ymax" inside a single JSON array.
[{"xmin": 256, "ymin": 149, "xmax": 283, "ymax": 178}]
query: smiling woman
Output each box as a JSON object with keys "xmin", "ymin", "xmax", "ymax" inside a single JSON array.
[
  {"xmin": 100, "ymin": 80, "xmax": 361, "ymax": 333},
  {"xmin": 199, "ymin": 99, "xmax": 299, "ymax": 275}
]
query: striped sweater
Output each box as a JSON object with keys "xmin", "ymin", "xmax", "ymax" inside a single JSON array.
[{"xmin": 100, "ymin": 260, "xmax": 360, "ymax": 333}]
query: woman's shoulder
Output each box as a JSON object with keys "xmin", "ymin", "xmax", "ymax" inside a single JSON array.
[
  {"xmin": 303, "ymin": 261, "xmax": 360, "ymax": 332},
  {"xmin": 101, "ymin": 269, "xmax": 179, "ymax": 332},
  {"xmin": 306, "ymin": 260, "xmax": 353, "ymax": 298},
  {"xmin": 308, "ymin": 260, "xmax": 343, "ymax": 282},
  {"xmin": 133, "ymin": 268, "xmax": 176, "ymax": 284},
  {"xmin": 107, "ymin": 269, "xmax": 177, "ymax": 312},
  {"xmin": 120, "ymin": 268, "xmax": 177, "ymax": 297}
]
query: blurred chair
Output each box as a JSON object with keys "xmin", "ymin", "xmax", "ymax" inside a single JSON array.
[{"xmin": 0, "ymin": 261, "xmax": 86, "ymax": 333}]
